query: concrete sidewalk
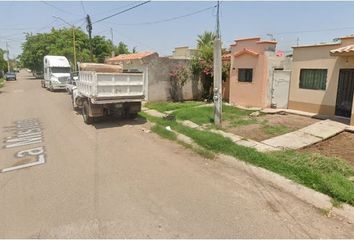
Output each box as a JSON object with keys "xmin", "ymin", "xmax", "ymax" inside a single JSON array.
[{"xmin": 262, "ymin": 120, "xmax": 348, "ymax": 150}]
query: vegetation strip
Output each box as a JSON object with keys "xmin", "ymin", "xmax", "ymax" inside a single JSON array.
[{"xmin": 140, "ymin": 111, "xmax": 354, "ymax": 206}]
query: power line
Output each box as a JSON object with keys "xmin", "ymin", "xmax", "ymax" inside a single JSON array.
[
  {"xmin": 80, "ymin": 0, "xmax": 87, "ymax": 15},
  {"xmin": 105, "ymin": 4, "xmax": 216, "ymax": 26},
  {"xmin": 41, "ymin": 1, "xmax": 75, "ymax": 16},
  {"xmin": 93, "ymin": 1, "xmax": 151, "ymax": 24}
]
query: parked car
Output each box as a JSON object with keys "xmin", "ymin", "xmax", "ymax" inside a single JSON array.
[
  {"xmin": 66, "ymin": 72, "xmax": 78, "ymax": 94},
  {"xmin": 5, "ymin": 72, "xmax": 16, "ymax": 81}
]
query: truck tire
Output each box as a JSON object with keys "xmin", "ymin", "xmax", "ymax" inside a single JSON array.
[
  {"xmin": 71, "ymin": 95, "xmax": 79, "ymax": 111},
  {"xmin": 82, "ymin": 101, "xmax": 93, "ymax": 124}
]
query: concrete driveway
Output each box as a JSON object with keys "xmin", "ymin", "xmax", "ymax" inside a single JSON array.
[{"xmin": 0, "ymin": 70, "xmax": 353, "ymax": 238}]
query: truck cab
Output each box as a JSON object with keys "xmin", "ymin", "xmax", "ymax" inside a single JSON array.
[{"xmin": 43, "ymin": 55, "xmax": 71, "ymax": 91}]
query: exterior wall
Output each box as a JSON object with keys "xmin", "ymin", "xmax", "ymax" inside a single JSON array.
[
  {"xmin": 229, "ymin": 38, "xmax": 281, "ymax": 108},
  {"xmin": 119, "ymin": 56, "xmax": 202, "ymax": 102},
  {"xmin": 288, "ymin": 41, "xmax": 354, "ymax": 117},
  {"xmin": 171, "ymin": 47, "xmax": 198, "ymax": 59},
  {"xmin": 229, "ymin": 53, "xmax": 268, "ymax": 107}
]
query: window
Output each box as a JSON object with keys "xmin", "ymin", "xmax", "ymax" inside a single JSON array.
[
  {"xmin": 299, "ymin": 69, "xmax": 327, "ymax": 90},
  {"xmin": 238, "ymin": 68, "xmax": 253, "ymax": 82}
]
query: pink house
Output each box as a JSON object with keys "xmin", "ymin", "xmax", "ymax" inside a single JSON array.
[{"xmin": 229, "ymin": 37, "xmax": 292, "ymax": 109}]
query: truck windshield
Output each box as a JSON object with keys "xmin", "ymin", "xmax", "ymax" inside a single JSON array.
[{"xmin": 51, "ymin": 67, "xmax": 71, "ymax": 74}]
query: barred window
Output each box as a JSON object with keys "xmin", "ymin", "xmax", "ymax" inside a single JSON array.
[
  {"xmin": 238, "ymin": 68, "xmax": 253, "ymax": 82},
  {"xmin": 299, "ymin": 69, "xmax": 327, "ymax": 90}
]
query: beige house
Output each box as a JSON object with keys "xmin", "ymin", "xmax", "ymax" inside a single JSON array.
[
  {"xmin": 229, "ymin": 37, "xmax": 292, "ymax": 108},
  {"xmin": 289, "ymin": 36, "xmax": 354, "ymax": 125},
  {"xmin": 170, "ymin": 46, "xmax": 198, "ymax": 59}
]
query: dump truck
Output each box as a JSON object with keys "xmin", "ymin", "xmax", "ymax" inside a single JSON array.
[{"xmin": 72, "ymin": 63, "xmax": 145, "ymax": 124}]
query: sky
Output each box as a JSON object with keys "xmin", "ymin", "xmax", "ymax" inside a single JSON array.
[{"xmin": 2, "ymin": 1, "xmax": 354, "ymax": 58}]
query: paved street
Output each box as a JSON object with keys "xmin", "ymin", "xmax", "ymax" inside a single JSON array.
[{"xmin": 0, "ymin": 70, "xmax": 353, "ymax": 238}]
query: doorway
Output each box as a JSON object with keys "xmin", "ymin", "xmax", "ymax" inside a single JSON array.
[{"xmin": 335, "ymin": 69, "xmax": 354, "ymax": 118}]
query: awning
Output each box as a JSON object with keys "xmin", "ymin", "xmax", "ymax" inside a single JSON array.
[{"xmin": 330, "ymin": 45, "xmax": 354, "ymax": 56}]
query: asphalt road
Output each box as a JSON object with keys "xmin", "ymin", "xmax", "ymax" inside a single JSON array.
[{"xmin": 0, "ymin": 70, "xmax": 353, "ymax": 238}]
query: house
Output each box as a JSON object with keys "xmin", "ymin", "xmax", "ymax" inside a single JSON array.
[
  {"xmin": 222, "ymin": 52, "xmax": 231, "ymax": 101},
  {"xmin": 288, "ymin": 36, "xmax": 354, "ymax": 125},
  {"xmin": 228, "ymin": 37, "xmax": 292, "ymax": 109},
  {"xmin": 170, "ymin": 46, "xmax": 198, "ymax": 59},
  {"xmin": 106, "ymin": 52, "xmax": 201, "ymax": 102}
]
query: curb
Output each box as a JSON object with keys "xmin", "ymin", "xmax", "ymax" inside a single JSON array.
[
  {"xmin": 144, "ymin": 109, "xmax": 354, "ymax": 223},
  {"xmin": 218, "ymin": 154, "xmax": 354, "ymax": 224}
]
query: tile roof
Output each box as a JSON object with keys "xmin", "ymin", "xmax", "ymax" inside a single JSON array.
[
  {"xmin": 330, "ymin": 45, "xmax": 354, "ymax": 55},
  {"xmin": 107, "ymin": 52, "xmax": 156, "ymax": 62},
  {"xmin": 234, "ymin": 48, "xmax": 259, "ymax": 57}
]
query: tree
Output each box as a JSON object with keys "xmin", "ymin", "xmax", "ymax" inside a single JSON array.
[
  {"xmin": 114, "ymin": 41, "xmax": 130, "ymax": 55},
  {"xmin": 191, "ymin": 31, "xmax": 229, "ymax": 100},
  {"xmin": 197, "ymin": 31, "xmax": 215, "ymax": 49},
  {"xmin": 0, "ymin": 49, "xmax": 8, "ymax": 73},
  {"xmin": 20, "ymin": 27, "xmax": 114, "ymax": 72}
]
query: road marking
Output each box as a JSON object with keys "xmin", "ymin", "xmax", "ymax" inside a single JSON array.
[{"xmin": 1, "ymin": 119, "xmax": 47, "ymax": 173}]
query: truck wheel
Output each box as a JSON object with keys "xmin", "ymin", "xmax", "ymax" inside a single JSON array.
[
  {"xmin": 82, "ymin": 101, "xmax": 93, "ymax": 124},
  {"xmin": 49, "ymin": 83, "xmax": 54, "ymax": 92},
  {"xmin": 71, "ymin": 95, "xmax": 78, "ymax": 111},
  {"xmin": 128, "ymin": 113, "xmax": 138, "ymax": 119}
]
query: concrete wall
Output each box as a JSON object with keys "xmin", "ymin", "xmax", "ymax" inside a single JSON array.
[
  {"xmin": 289, "ymin": 39, "xmax": 354, "ymax": 116},
  {"xmin": 120, "ymin": 55, "xmax": 202, "ymax": 102}
]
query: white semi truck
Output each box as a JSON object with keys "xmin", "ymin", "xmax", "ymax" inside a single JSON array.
[
  {"xmin": 72, "ymin": 63, "xmax": 145, "ymax": 124},
  {"xmin": 43, "ymin": 55, "xmax": 71, "ymax": 91}
]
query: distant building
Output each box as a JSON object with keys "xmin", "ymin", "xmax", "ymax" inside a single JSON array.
[
  {"xmin": 170, "ymin": 46, "xmax": 198, "ymax": 59},
  {"xmin": 289, "ymin": 36, "xmax": 354, "ymax": 125},
  {"xmin": 228, "ymin": 37, "xmax": 292, "ymax": 109}
]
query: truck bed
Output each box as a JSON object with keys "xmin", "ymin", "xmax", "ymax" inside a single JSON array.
[{"xmin": 77, "ymin": 71, "xmax": 145, "ymax": 103}]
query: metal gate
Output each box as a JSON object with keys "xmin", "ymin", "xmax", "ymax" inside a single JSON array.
[
  {"xmin": 335, "ymin": 69, "xmax": 354, "ymax": 118},
  {"xmin": 271, "ymin": 70, "xmax": 291, "ymax": 109}
]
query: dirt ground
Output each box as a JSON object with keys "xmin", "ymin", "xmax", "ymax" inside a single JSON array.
[
  {"xmin": 301, "ymin": 131, "xmax": 354, "ymax": 167},
  {"xmin": 223, "ymin": 113, "xmax": 320, "ymax": 141}
]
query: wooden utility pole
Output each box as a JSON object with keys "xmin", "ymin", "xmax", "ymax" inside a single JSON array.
[
  {"xmin": 213, "ymin": 1, "xmax": 222, "ymax": 127},
  {"xmin": 53, "ymin": 16, "xmax": 77, "ymax": 71},
  {"xmin": 6, "ymin": 41, "xmax": 10, "ymax": 72},
  {"xmin": 110, "ymin": 28, "xmax": 115, "ymax": 58},
  {"xmin": 72, "ymin": 27, "xmax": 77, "ymax": 71},
  {"xmin": 86, "ymin": 14, "xmax": 94, "ymax": 62}
]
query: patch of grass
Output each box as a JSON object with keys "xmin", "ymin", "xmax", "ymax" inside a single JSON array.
[
  {"xmin": 319, "ymin": 207, "xmax": 332, "ymax": 217},
  {"xmin": 0, "ymin": 78, "xmax": 4, "ymax": 88},
  {"xmin": 174, "ymin": 106, "xmax": 214, "ymax": 125},
  {"xmin": 262, "ymin": 124, "xmax": 291, "ymax": 136},
  {"xmin": 178, "ymin": 141, "xmax": 216, "ymax": 160},
  {"xmin": 228, "ymin": 117, "xmax": 258, "ymax": 127},
  {"xmin": 151, "ymin": 124, "xmax": 177, "ymax": 141},
  {"xmin": 173, "ymin": 104, "xmax": 258, "ymax": 127},
  {"xmin": 145, "ymin": 101, "xmax": 203, "ymax": 113},
  {"xmin": 141, "ymin": 112, "xmax": 354, "ymax": 206},
  {"xmin": 331, "ymin": 198, "xmax": 343, "ymax": 208}
]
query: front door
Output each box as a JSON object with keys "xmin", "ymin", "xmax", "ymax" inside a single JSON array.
[{"xmin": 335, "ymin": 69, "xmax": 354, "ymax": 117}]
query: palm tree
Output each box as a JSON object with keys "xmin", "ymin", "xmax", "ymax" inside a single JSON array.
[{"xmin": 197, "ymin": 31, "xmax": 216, "ymax": 49}]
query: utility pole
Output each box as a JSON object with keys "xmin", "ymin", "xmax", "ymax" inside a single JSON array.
[
  {"xmin": 86, "ymin": 14, "xmax": 94, "ymax": 62},
  {"xmin": 296, "ymin": 37, "xmax": 300, "ymax": 46},
  {"xmin": 110, "ymin": 28, "xmax": 115, "ymax": 58},
  {"xmin": 72, "ymin": 27, "xmax": 77, "ymax": 72},
  {"xmin": 53, "ymin": 16, "xmax": 77, "ymax": 71},
  {"xmin": 6, "ymin": 41, "xmax": 10, "ymax": 72},
  {"xmin": 213, "ymin": 0, "xmax": 222, "ymax": 128}
]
